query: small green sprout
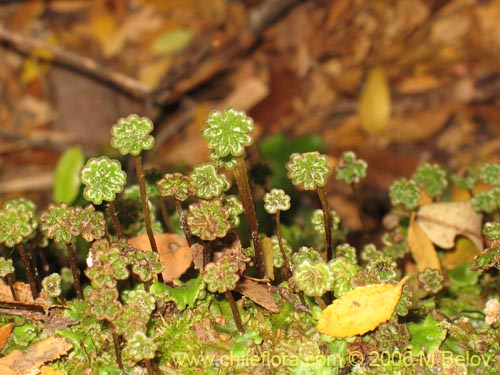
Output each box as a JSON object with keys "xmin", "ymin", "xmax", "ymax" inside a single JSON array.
[
  {"xmin": 202, "ymin": 108, "xmax": 254, "ymax": 158},
  {"xmin": 417, "ymin": 268, "xmax": 444, "ymax": 294},
  {"xmin": 187, "ymin": 199, "xmax": 230, "ymax": 241},
  {"xmin": 335, "ymin": 151, "xmax": 367, "ymax": 185},
  {"xmin": 270, "ymin": 235, "xmax": 293, "ymax": 269},
  {"xmin": 367, "ymin": 256, "xmax": 398, "ymax": 283},
  {"xmin": 389, "ymin": 178, "xmax": 421, "ymax": 211},
  {"xmin": 412, "ymin": 163, "xmax": 448, "ymax": 199},
  {"xmin": 328, "ymin": 255, "xmax": 359, "ymax": 298},
  {"xmin": 189, "ymin": 163, "xmax": 231, "ymax": 199},
  {"xmin": 41, "ymin": 273, "xmax": 62, "ymax": 298},
  {"xmin": 110, "ymin": 114, "xmax": 154, "ymax": 156},
  {"xmin": 202, "ymin": 258, "xmax": 240, "ymax": 294},
  {"xmin": 479, "ymin": 163, "xmax": 500, "ymax": 185}
]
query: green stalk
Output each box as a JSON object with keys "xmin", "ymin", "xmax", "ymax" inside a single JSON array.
[
  {"xmin": 275, "ymin": 211, "xmax": 291, "ymax": 280},
  {"xmin": 233, "ymin": 157, "xmax": 264, "ymax": 277},
  {"xmin": 66, "ymin": 242, "xmax": 83, "ymax": 299},
  {"xmin": 16, "ymin": 244, "xmax": 38, "ymax": 299},
  {"xmin": 133, "ymin": 155, "xmax": 163, "ymax": 282},
  {"xmin": 317, "ymin": 187, "xmax": 333, "ymax": 260}
]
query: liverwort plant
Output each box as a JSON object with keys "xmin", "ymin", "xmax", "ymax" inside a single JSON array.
[
  {"xmin": 111, "ymin": 114, "xmax": 160, "ymax": 267},
  {"xmin": 157, "ymin": 172, "xmax": 195, "ymax": 245},
  {"xmin": 286, "ymin": 151, "xmax": 334, "ymax": 258},
  {"xmin": 80, "ymin": 156, "xmax": 127, "ymax": 238},
  {"xmin": 202, "ymin": 109, "xmax": 265, "ymax": 277},
  {"xmin": 335, "ymin": 151, "xmax": 368, "ymax": 232},
  {"xmin": 0, "ymin": 257, "xmax": 18, "ymax": 300},
  {"xmin": 0, "ymin": 199, "xmax": 39, "ymax": 299},
  {"xmin": 263, "ymin": 188, "xmax": 292, "ymax": 279}
]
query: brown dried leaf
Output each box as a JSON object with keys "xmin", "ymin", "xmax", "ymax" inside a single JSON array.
[
  {"xmin": 408, "ymin": 213, "xmax": 441, "ymax": 272},
  {"xmin": 235, "ymin": 279, "xmax": 279, "ymax": 313},
  {"xmin": 0, "ymin": 323, "xmax": 14, "ymax": 352},
  {"xmin": 0, "ymin": 336, "xmax": 71, "ymax": 375},
  {"xmin": 128, "ymin": 233, "xmax": 192, "ymax": 283},
  {"xmin": 416, "ymin": 201, "xmax": 483, "ymax": 251}
]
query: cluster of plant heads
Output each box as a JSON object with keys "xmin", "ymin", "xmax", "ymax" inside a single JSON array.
[{"xmin": 1, "ymin": 109, "xmax": 500, "ymax": 374}]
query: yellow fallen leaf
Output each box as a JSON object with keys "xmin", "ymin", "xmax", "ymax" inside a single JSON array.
[
  {"xmin": 416, "ymin": 201, "xmax": 483, "ymax": 251},
  {"xmin": 442, "ymin": 237, "xmax": 481, "ymax": 270},
  {"xmin": 317, "ymin": 277, "xmax": 408, "ymax": 338},
  {"xmin": 408, "ymin": 213, "xmax": 441, "ymax": 272},
  {"xmin": 358, "ymin": 65, "xmax": 391, "ymax": 135}
]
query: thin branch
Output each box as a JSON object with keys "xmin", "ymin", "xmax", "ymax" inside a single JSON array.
[{"xmin": 0, "ymin": 26, "xmax": 150, "ymax": 99}]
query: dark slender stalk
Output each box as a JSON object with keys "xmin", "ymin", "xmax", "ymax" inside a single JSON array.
[
  {"xmin": 225, "ymin": 291, "xmax": 244, "ymax": 333},
  {"xmin": 111, "ymin": 326, "xmax": 124, "ymax": 371},
  {"xmin": 174, "ymin": 199, "xmax": 193, "ymax": 246},
  {"xmin": 6, "ymin": 274, "xmax": 19, "ymax": 301},
  {"xmin": 37, "ymin": 247, "xmax": 50, "ymax": 273},
  {"xmin": 159, "ymin": 198, "xmax": 174, "ymax": 233},
  {"xmin": 16, "ymin": 244, "xmax": 38, "ymax": 299},
  {"xmin": 275, "ymin": 211, "xmax": 291, "ymax": 280},
  {"xmin": 108, "ymin": 201, "xmax": 124, "ymax": 239},
  {"xmin": 351, "ymin": 183, "xmax": 368, "ymax": 235},
  {"xmin": 144, "ymin": 359, "xmax": 154, "ymax": 375},
  {"xmin": 66, "ymin": 242, "xmax": 83, "ymax": 299},
  {"xmin": 27, "ymin": 243, "xmax": 41, "ymax": 291},
  {"xmin": 233, "ymin": 157, "xmax": 264, "ymax": 277},
  {"xmin": 317, "ymin": 187, "xmax": 333, "ymax": 260},
  {"xmin": 134, "ymin": 156, "xmax": 160, "ymax": 257}
]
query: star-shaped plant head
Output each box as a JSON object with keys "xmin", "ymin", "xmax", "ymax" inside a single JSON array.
[
  {"xmin": 189, "ymin": 163, "xmax": 231, "ymax": 200},
  {"xmin": 122, "ymin": 331, "xmax": 158, "ymax": 365},
  {"xmin": 417, "ymin": 268, "xmax": 444, "ymax": 294},
  {"xmin": 202, "ymin": 257, "xmax": 240, "ymax": 294},
  {"xmin": 157, "ymin": 173, "xmax": 195, "ymax": 201},
  {"xmin": 0, "ymin": 257, "xmax": 14, "ymax": 278},
  {"xmin": 3, "ymin": 198, "xmax": 38, "ymax": 237},
  {"xmin": 40, "ymin": 203, "xmax": 74, "ymax": 244},
  {"xmin": 85, "ymin": 240, "xmax": 129, "ymax": 288},
  {"xmin": 88, "ymin": 286, "xmax": 123, "ymax": 321},
  {"xmin": 335, "ymin": 151, "xmax": 367, "ymax": 185},
  {"xmin": 270, "ymin": 235, "xmax": 292, "ymax": 268},
  {"xmin": 311, "ymin": 209, "xmax": 340, "ymax": 235},
  {"xmin": 202, "ymin": 108, "xmax": 254, "ymax": 160},
  {"xmin": 110, "ymin": 114, "xmax": 154, "ymax": 156},
  {"xmin": 263, "ymin": 189, "xmax": 291, "ymax": 215},
  {"xmin": 286, "ymin": 152, "xmax": 330, "ymax": 191},
  {"xmin": 479, "ymin": 163, "xmax": 500, "ymax": 185},
  {"xmin": 125, "ymin": 246, "xmax": 164, "ymax": 282},
  {"xmin": 412, "ymin": 163, "xmax": 448, "ymax": 199},
  {"xmin": 187, "ymin": 199, "xmax": 231, "ymax": 241},
  {"xmin": 472, "ymin": 188, "xmax": 500, "ymax": 213},
  {"xmin": 292, "ymin": 257, "xmax": 334, "ymax": 297},
  {"xmin": 81, "ymin": 156, "xmax": 127, "ymax": 205},
  {"xmin": 117, "ymin": 286, "xmax": 156, "ymax": 340},
  {"xmin": 0, "ymin": 205, "xmax": 36, "ymax": 248},
  {"xmin": 389, "ymin": 178, "xmax": 421, "ymax": 211},
  {"xmin": 223, "ymin": 195, "xmax": 244, "ymax": 228},
  {"xmin": 41, "ymin": 273, "xmax": 62, "ymax": 298},
  {"xmin": 71, "ymin": 204, "xmax": 106, "ymax": 242}
]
